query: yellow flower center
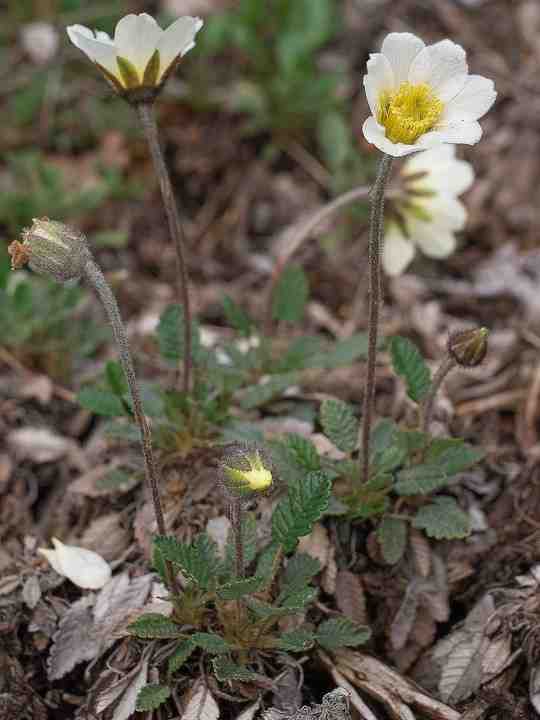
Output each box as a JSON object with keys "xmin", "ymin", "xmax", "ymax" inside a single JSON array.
[{"xmin": 377, "ymin": 82, "xmax": 443, "ymax": 145}]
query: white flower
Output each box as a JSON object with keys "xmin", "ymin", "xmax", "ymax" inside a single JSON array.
[
  {"xmin": 38, "ymin": 537, "xmax": 111, "ymax": 589},
  {"xmin": 382, "ymin": 145, "xmax": 474, "ymax": 276},
  {"xmin": 363, "ymin": 32, "xmax": 496, "ymax": 157},
  {"xmin": 67, "ymin": 13, "xmax": 203, "ymax": 94}
]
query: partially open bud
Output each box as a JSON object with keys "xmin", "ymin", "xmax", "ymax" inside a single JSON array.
[
  {"xmin": 9, "ymin": 218, "xmax": 91, "ymax": 281},
  {"xmin": 220, "ymin": 445, "xmax": 273, "ymax": 500},
  {"xmin": 448, "ymin": 327, "xmax": 489, "ymax": 368}
]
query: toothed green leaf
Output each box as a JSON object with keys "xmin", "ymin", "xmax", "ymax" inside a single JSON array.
[
  {"xmin": 191, "ymin": 633, "xmax": 232, "ymax": 654},
  {"xmin": 277, "ymin": 628, "xmax": 315, "ymax": 652},
  {"xmin": 272, "ymin": 471, "xmax": 331, "ymax": 553},
  {"xmin": 272, "ymin": 264, "xmax": 309, "ymax": 324},
  {"xmin": 215, "ymin": 576, "xmax": 266, "ymax": 601},
  {"xmin": 212, "ymin": 657, "xmax": 258, "ymax": 682},
  {"xmin": 128, "ymin": 613, "xmax": 183, "ymax": 639},
  {"xmin": 320, "ymin": 398, "xmax": 359, "ymax": 454},
  {"xmin": 377, "ymin": 516, "xmax": 407, "ymax": 564},
  {"xmin": 136, "ymin": 684, "xmax": 171, "ymax": 711},
  {"xmin": 390, "ymin": 336, "xmax": 431, "ymax": 403},
  {"xmin": 168, "ymin": 640, "xmax": 195, "ymax": 674},
  {"xmin": 316, "ymin": 617, "xmax": 371, "ymax": 650},
  {"xmin": 412, "ymin": 497, "xmax": 471, "ymax": 540},
  {"xmin": 153, "ymin": 534, "xmax": 221, "ymax": 590}
]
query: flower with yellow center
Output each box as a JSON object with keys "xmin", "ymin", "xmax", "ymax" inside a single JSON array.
[
  {"xmin": 67, "ymin": 13, "xmax": 203, "ymax": 101},
  {"xmin": 382, "ymin": 145, "xmax": 474, "ymax": 275},
  {"xmin": 363, "ymin": 32, "xmax": 496, "ymax": 157}
]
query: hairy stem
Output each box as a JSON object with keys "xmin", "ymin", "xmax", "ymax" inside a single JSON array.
[
  {"xmin": 136, "ymin": 102, "xmax": 192, "ymax": 394},
  {"xmin": 229, "ymin": 501, "xmax": 244, "ymax": 580},
  {"xmin": 420, "ymin": 356, "xmax": 456, "ymax": 434},
  {"xmin": 361, "ymin": 154, "xmax": 393, "ymax": 485},
  {"xmin": 83, "ymin": 258, "xmax": 180, "ymax": 598}
]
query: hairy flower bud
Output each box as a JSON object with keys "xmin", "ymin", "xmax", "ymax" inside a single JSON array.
[
  {"xmin": 448, "ymin": 327, "xmax": 489, "ymax": 368},
  {"xmin": 220, "ymin": 444, "xmax": 273, "ymax": 500},
  {"xmin": 9, "ymin": 218, "xmax": 91, "ymax": 281}
]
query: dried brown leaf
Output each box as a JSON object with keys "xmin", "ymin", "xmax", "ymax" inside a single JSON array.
[
  {"xmin": 47, "ymin": 595, "xmax": 99, "ymax": 680},
  {"xmin": 409, "ymin": 529, "xmax": 432, "ymax": 578},
  {"xmin": 335, "ymin": 570, "xmax": 367, "ymax": 626},
  {"xmin": 183, "ymin": 680, "xmax": 220, "ymax": 720},
  {"xmin": 390, "ymin": 581, "xmax": 419, "ymax": 651},
  {"xmin": 111, "ymin": 658, "xmax": 149, "ymax": 720},
  {"xmin": 78, "ymin": 512, "xmax": 130, "ymax": 562},
  {"xmin": 8, "ymin": 427, "xmax": 74, "ymax": 464},
  {"xmin": 297, "ymin": 523, "xmax": 331, "ymax": 571},
  {"xmin": 22, "ymin": 575, "xmax": 41, "ymax": 609}
]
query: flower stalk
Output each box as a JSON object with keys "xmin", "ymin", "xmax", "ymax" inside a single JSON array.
[
  {"xmin": 361, "ymin": 153, "xmax": 393, "ymax": 485},
  {"xmin": 136, "ymin": 101, "xmax": 192, "ymax": 394},
  {"xmin": 420, "ymin": 355, "xmax": 456, "ymax": 435}
]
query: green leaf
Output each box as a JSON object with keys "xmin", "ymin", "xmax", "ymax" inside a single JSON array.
[
  {"xmin": 412, "ymin": 497, "xmax": 471, "ymax": 540},
  {"xmin": 425, "ymin": 439, "xmax": 485, "ymax": 475},
  {"xmin": 191, "ymin": 633, "xmax": 231, "ymax": 654},
  {"xmin": 377, "ymin": 517, "xmax": 407, "ymax": 564},
  {"xmin": 320, "ymin": 399, "xmax": 358, "ymax": 454},
  {"xmin": 370, "ymin": 419, "xmax": 398, "ymax": 455},
  {"xmin": 105, "ymin": 360, "xmax": 127, "ymax": 397},
  {"xmin": 222, "ymin": 295, "xmax": 254, "ymax": 336},
  {"xmin": 272, "ymin": 264, "xmax": 309, "ymax": 324},
  {"xmin": 284, "ymin": 433, "xmax": 321, "ymax": 472},
  {"xmin": 77, "ymin": 387, "xmax": 125, "ymax": 417},
  {"xmin": 157, "ymin": 303, "xmax": 201, "ymax": 364},
  {"xmin": 255, "ymin": 541, "xmax": 282, "ymax": 584},
  {"xmin": 153, "ymin": 534, "xmax": 221, "ymax": 590},
  {"xmin": 128, "ymin": 614, "xmax": 183, "ymax": 639},
  {"xmin": 272, "ymin": 471, "xmax": 331, "ymax": 553},
  {"xmin": 281, "ymin": 586, "xmax": 317, "ymax": 610},
  {"xmin": 316, "ymin": 617, "xmax": 371, "ymax": 650},
  {"xmin": 396, "ymin": 429, "xmax": 430, "ymax": 456},
  {"xmin": 318, "ymin": 111, "xmax": 352, "ymax": 172},
  {"xmin": 215, "ymin": 576, "xmax": 266, "ymax": 601},
  {"xmin": 390, "ymin": 336, "xmax": 431, "ymax": 403},
  {"xmin": 277, "ymin": 335, "xmax": 326, "ymax": 372},
  {"xmin": 168, "ymin": 640, "xmax": 195, "ymax": 674},
  {"xmin": 283, "ymin": 553, "xmax": 321, "ymax": 589},
  {"xmin": 136, "ymin": 684, "xmax": 171, "ymax": 712},
  {"xmin": 278, "ymin": 628, "xmax": 315, "ymax": 652},
  {"xmin": 240, "ymin": 372, "xmax": 299, "ymax": 410},
  {"xmin": 212, "ymin": 657, "xmax": 258, "ymax": 682},
  {"xmin": 394, "ymin": 465, "xmax": 450, "ymax": 496},
  {"xmin": 309, "ymin": 334, "xmax": 370, "ymax": 369}
]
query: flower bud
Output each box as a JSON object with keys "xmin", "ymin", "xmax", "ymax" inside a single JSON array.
[
  {"xmin": 220, "ymin": 445, "xmax": 273, "ymax": 500},
  {"xmin": 9, "ymin": 218, "xmax": 91, "ymax": 281},
  {"xmin": 448, "ymin": 327, "xmax": 489, "ymax": 368}
]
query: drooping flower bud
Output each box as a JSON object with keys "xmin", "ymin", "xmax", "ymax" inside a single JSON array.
[
  {"xmin": 220, "ymin": 444, "xmax": 273, "ymax": 500},
  {"xmin": 448, "ymin": 327, "xmax": 489, "ymax": 368},
  {"xmin": 9, "ymin": 218, "xmax": 91, "ymax": 281}
]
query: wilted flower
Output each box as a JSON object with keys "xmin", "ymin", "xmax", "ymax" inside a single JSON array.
[
  {"xmin": 221, "ymin": 446, "xmax": 273, "ymax": 499},
  {"xmin": 67, "ymin": 13, "xmax": 203, "ymax": 101},
  {"xmin": 363, "ymin": 32, "xmax": 496, "ymax": 157},
  {"xmin": 382, "ymin": 145, "xmax": 473, "ymax": 275},
  {"xmin": 38, "ymin": 538, "xmax": 111, "ymax": 589},
  {"xmin": 8, "ymin": 218, "xmax": 90, "ymax": 281},
  {"xmin": 448, "ymin": 327, "xmax": 489, "ymax": 367}
]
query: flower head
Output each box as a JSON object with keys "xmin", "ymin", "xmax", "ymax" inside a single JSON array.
[
  {"xmin": 363, "ymin": 32, "xmax": 496, "ymax": 157},
  {"xmin": 382, "ymin": 145, "xmax": 473, "ymax": 275},
  {"xmin": 67, "ymin": 13, "xmax": 203, "ymax": 102},
  {"xmin": 38, "ymin": 537, "xmax": 111, "ymax": 589},
  {"xmin": 9, "ymin": 218, "xmax": 91, "ymax": 281},
  {"xmin": 220, "ymin": 445, "xmax": 273, "ymax": 500}
]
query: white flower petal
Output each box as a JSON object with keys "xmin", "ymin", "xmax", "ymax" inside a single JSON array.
[
  {"xmin": 409, "ymin": 39, "xmax": 468, "ymax": 102},
  {"xmin": 423, "ymin": 194, "xmax": 468, "ymax": 231},
  {"xmin": 442, "ymin": 74, "xmax": 496, "ymax": 122},
  {"xmin": 381, "ymin": 32, "xmax": 425, "ymax": 87},
  {"xmin": 362, "ymin": 116, "xmax": 420, "ymax": 157},
  {"xmin": 67, "ymin": 27, "xmax": 118, "ymax": 76},
  {"xmin": 364, "ymin": 52, "xmax": 395, "ymax": 115},
  {"xmin": 411, "ymin": 220, "xmax": 458, "ymax": 258},
  {"xmin": 38, "ymin": 537, "xmax": 111, "ymax": 590},
  {"xmin": 67, "ymin": 24, "xmax": 94, "ymax": 48},
  {"xmin": 436, "ymin": 120, "xmax": 483, "ymax": 145},
  {"xmin": 114, "ymin": 13, "xmax": 162, "ymax": 76},
  {"xmin": 156, "ymin": 16, "xmax": 203, "ymax": 81},
  {"xmin": 403, "ymin": 146, "xmax": 474, "ymax": 196},
  {"xmin": 95, "ymin": 30, "xmax": 113, "ymax": 45},
  {"xmin": 382, "ymin": 226, "xmax": 416, "ymax": 275}
]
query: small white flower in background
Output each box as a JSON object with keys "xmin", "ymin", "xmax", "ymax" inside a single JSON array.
[
  {"xmin": 67, "ymin": 13, "xmax": 203, "ymax": 98},
  {"xmin": 382, "ymin": 145, "xmax": 474, "ymax": 276},
  {"xmin": 21, "ymin": 22, "xmax": 60, "ymax": 65},
  {"xmin": 38, "ymin": 537, "xmax": 111, "ymax": 589},
  {"xmin": 363, "ymin": 32, "xmax": 496, "ymax": 157}
]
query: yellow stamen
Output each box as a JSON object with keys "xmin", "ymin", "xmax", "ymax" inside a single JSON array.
[{"xmin": 377, "ymin": 82, "xmax": 443, "ymax": 145}]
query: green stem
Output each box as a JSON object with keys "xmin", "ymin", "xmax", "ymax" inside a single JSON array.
[
  {"xmin": 420, "ymin": 356, "xmax": 456, "ymax": 434},
  {"xmin": 361, "ymin": 153, "xmax": 393, "ymax": 485},
  {"xmin": 136, "ymin": 102, "xmax": 192, "ymax": 395},
  {"xmin": 83, "ymin": 258, "xmax": 180, "ymax": 600}
]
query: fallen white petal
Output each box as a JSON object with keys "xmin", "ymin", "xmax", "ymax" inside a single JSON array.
[{"xmin": 38, "ymin": 537, "xmax": 111, "ymax": 589}]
